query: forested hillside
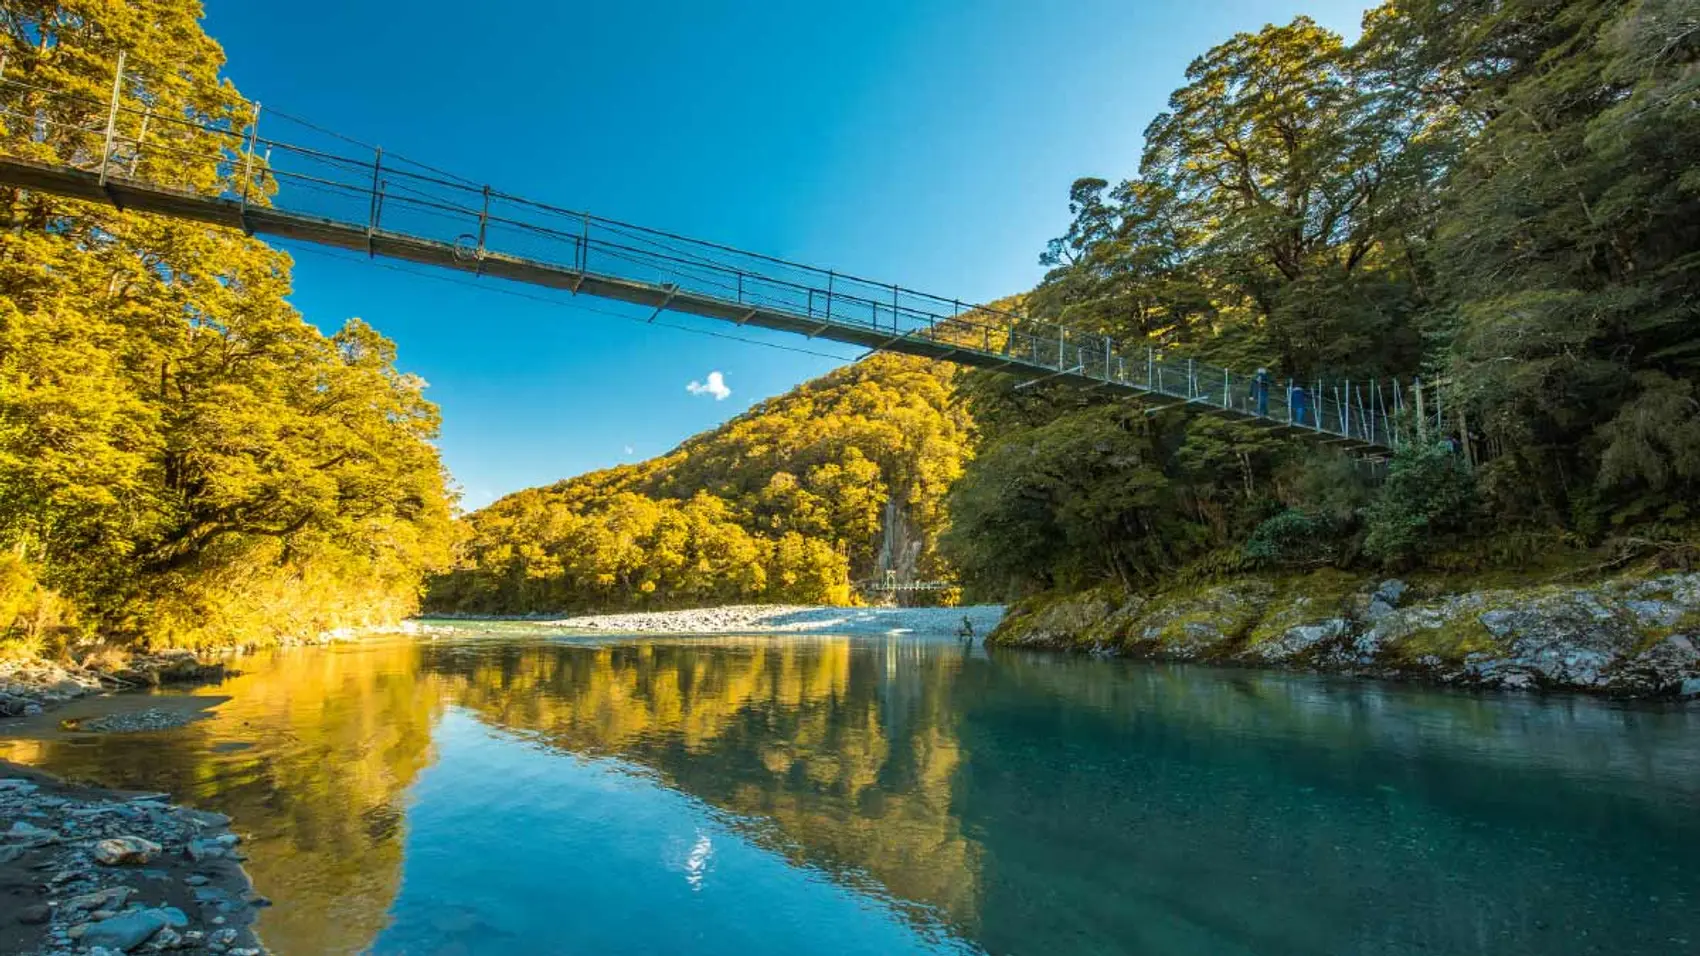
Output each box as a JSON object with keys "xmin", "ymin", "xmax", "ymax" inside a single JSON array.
[
  {"xmin": 426, "ymin": 352, "xmax": 971, "ymax": 613},
  {"xmin": 0, "ymin": 2, "xmax": 455, "ymax": 651},
  {"xmin": 946, "ymin": 0, "xmax": 1700, "ymax": 599}
]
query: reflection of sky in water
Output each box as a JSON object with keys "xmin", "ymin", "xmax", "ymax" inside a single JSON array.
[
  {"xmin": 0, "ymin": 631, "xmax": 1697, "ymax": 956},
  {"xmin": 369, "ymin": 710, "xmax": 976, "ymax": 955}
]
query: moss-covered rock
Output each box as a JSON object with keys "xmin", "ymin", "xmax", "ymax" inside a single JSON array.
[
  {"xmin": 1124, "ymin": 580, "xmax": 1274, "ymax": 659},
  {"xmin": 989, "ymin": 588, "xmax": 1123, "ymax": 649},
  {"xmin": 988, "ymin": 570, "xmax": 1700, "ymax": 698}
]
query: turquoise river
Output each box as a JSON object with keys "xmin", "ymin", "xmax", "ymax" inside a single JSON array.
[{"xmin": 2, "ymin": 625, "xmax": 1697, "ymax": 954}]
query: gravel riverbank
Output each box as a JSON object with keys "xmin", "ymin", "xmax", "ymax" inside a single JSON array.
[
  {"xmin": 0, "ymin": 764, "xmax": 267, "ymax": 955},
  {"xmin": 519, "ymin": 604, "xmax": 1006, "ymax": 638}
]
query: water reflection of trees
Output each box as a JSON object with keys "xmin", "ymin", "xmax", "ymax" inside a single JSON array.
[
  {"xmin": 421, "ymin": 638, "xmax": 986, "ymax": 937},
  {"xmin": 0, "ymin": 642, "xmax": 440, "ymax": 955},
  {"xmin": 426, "ymin": 639, "xmax": 1700, "ymax": 956},
  {"xmin": 4, "ymin": 636, "xmax": 1696, "ymax": 956}
]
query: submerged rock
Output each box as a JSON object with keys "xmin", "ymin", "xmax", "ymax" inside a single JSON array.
[
  {"xmin": 17, "ymin": 903, "xmax": 50, "ymax": 924},
  {"xmin": 184, "ymin": 837, "xmax": 228, "ymax": 862}
]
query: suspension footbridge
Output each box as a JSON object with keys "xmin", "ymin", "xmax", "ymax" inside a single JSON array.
[{"xmin": 0, "ymin": 59, "xmax": 1440, "ymax": 454}]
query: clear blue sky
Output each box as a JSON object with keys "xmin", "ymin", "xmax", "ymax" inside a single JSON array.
[{"xmin": 203, "ymin": 0, "xmax": 1375, "ymax": 510}]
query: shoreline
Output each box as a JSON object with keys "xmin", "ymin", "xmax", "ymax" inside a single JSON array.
[
  {"xmin": 990, "ymin": 570, "xmax": 1700, "ymax": 700},
  {"xmin": 0, "ymin": 762, "xmax": 268, "ymax": 955},
  {"xmin": 427, "ymin": 603, "xmax": 1006, "ymax": 638}
]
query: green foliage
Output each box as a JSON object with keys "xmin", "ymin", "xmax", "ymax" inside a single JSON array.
[
  {"xmin": 1245, "ymin": 510, "xmax": 1338, "ymax": 567},
  {"xmin": 1363, "ymin": 445, "xmax": 1478, "ymax": 565},
  {"xmin": 0, "ymin": 553, "xmax": 77, "ymax": 659},
  {"xmin": 952, "ymin": 0, "xmax": 1700, "ymax": 600},
  {"xmin": 0, "ymin": 4, "xmax": 455, "ymax": 648},
  {"xmin": 427, "ymin": 353, "xmax": 972, "ymax": 614}
]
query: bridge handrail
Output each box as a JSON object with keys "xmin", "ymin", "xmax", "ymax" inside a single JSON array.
[{"xmin": 0, "ymin": 68, "xmax": 1434, "ymax": 451}]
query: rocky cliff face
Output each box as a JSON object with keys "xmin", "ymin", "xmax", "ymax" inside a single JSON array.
[{"xmin": 990, "ymin": 572, "xmax": 1700, "ymax": 698}]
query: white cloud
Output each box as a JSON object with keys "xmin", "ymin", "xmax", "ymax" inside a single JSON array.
[
  {"xmin": 623, "ymin": 445, "xmax": 635, "ymax": 456},
  {"xmin": 686, "ymin": 370, "xmax": 731, "ymax": 401}
]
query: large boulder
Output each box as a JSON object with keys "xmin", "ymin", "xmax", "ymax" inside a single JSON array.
[
  {"xmin": 1471, "ymin": 590, "xmax": 1636, "ymax": 688},
  {"xmin": 989, "ymin": 590, "xmax": 1122, "ymax": 649},
  {"xmin": 1130, "ymin": 581, "xmax": 1274, "ymax": 659},
  {"xmin": 77, "ymin": 907, "xmax": 187, "ymax": 952},
  {"xmin": 93, "ymin": 835, "xmax": 161, "ymax": 866}
]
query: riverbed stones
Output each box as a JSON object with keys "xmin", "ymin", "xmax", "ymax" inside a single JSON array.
[
  {"xmin": 77, "ymin": 905, "xmax": 187, "ymax": 951},
  {"xmin": 0, "ymin": 769, "xmax": 270, "ymax": 955},
  {"xmin": 76, "ymin": 709, "xmax": 203, "ymax": 734},
  {"xmin": 66, "ymin": 885, "xmax": 136, "ymax": 912},
  {"xmin": 0, "ymin": 659, "xmax": 100, "ymax": 720},
  {"xmin": 94, "ymin": 835, "xmax": 162, "ymax": 865},
  {"xmin": 184, "ymin": 837, "xmax": 228, "ymax": 861},
  {"xmin": 6, "ymin": 820, "xmax": 60, "ymax": 847},
  {"xmin": 110, "ymin": 649, "xmax": 226, "ymax": 688}
]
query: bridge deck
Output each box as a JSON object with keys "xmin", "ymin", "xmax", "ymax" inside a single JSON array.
[{"xmin": 0, "ymin": 144, "xmax": 1399, "ymax": 453}]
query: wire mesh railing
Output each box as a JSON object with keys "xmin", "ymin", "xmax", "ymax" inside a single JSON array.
[{"xmin": 0, "ymin": 59, "xmax": 1440, "ymax": 452}]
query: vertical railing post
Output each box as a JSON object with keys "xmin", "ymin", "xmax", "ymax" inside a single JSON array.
[
  {"xmin": 1371, "ymin": 380, "xmax": 1381, "ymax": 446},
  {"xmin": 1459, "ymin": 404, "xmax": 1475, "ymax": 469},
  {"xmin": 1056, "ymin": 325, "xmax": 1065, "ymax": 370},
  {"xmin": 579, "ymin": 211, "xmax": 590, "ymax": 273},
  {"xmin": 825, "ymin": 271, "xmax": 835, "ymax": 323},
  {"xmin": 1187, "ymin": 359, "xmax": 1195, "ymax": 399},
  {"xmin": 1223, "ymin": 368, "xmax": 1230, "ymax": 409},
  {"xmin": 99, "ymin": 51, "xmax": 127, "ymax": 187},
  {"xmin": 1147, "ymin": 348, "xmax": 1154, "ymax": 390},
  {"xmin": 1414, "ymin": 377, "xmax": 1428, "ymax": 443},
  {"xmin": 366, "ymin": 146, "xmax": 383, "ymax": 257},
  {"xmin": 891, "ymin": 284, "xmax": 900, "ymax": 334},
  {"xmin": 240, "ymin": 102, "xmax": 261, "ymax": 206},
  {"xmin": 129, "ymin": 111, "xmax": 150, "ymax": 176},
  {"xmin": 1344, "ymin": 380, "xmax": 1352, "ymax": 438},
  {"xmin": 1104, "ymin": 336, "xmax": 1112, "ymax": 381},
  {"xmin": 476, "ymin": 185, "xmax": 491, "ymax": 258}
]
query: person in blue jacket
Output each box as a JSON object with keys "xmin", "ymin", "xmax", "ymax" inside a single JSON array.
[
  {"xmin": 1290, "ymin": 382, "xmax": 1310, "ymax": 426},
  {"xmin": 1251, "ymin": 368, "xmax": 1271, "ymax": 417}
]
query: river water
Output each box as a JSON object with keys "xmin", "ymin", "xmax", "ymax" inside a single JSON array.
[{"xmin": 2, "ymin": 625, "xmax": 1697, "ymax": 955}]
